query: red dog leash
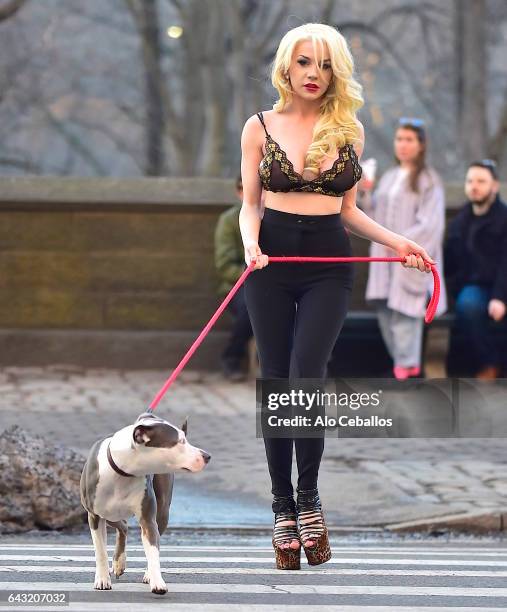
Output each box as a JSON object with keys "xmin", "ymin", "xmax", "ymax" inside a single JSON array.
[{"xmin": 148, "ymin": 256, "xmax": 440, "ymax": 411}]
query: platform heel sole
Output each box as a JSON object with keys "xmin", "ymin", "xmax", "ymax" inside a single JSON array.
[
  {"xmin": 303, "ymin": 529, "xmax": 332, "ymax": 566},
  {"xmin": 273, "ymin": 539, "xmax": 301, "ymax": 570}
]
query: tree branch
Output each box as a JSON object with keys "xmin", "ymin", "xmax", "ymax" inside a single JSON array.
[{"xmin": 0, "ymin": 0, "xmax": 27, "ymax": 22}]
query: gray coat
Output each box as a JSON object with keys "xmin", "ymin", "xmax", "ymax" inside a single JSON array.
[{"xmin": 362, "ymin": 165, "xmax": 448, "ymax": 318}]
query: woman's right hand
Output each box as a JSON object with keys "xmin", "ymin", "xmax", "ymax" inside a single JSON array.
[{"xmin": 244, "ymin": 241, "xmax": 269, "ymax": 270}]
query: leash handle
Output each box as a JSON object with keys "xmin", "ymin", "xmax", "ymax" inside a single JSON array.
[
  {"xmin": 148, "ymin": 255, "xmax": 440, "ymax": 411},
  {"xmin": 265, "ymin": 256, "xmax": 440, "ymax": 324}
]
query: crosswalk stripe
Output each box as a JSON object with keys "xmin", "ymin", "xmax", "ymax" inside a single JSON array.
[
  {"xmin": 2, "ymin": 544, "xmax": 507, "ymax": 554},
  {"xmin": 3, "ymin": 581, "xmax": 507, "ymax": 596},
  {"xmin": 3, "ymin": 554, "xmax": 507, "ymax": 566},
  {"xmin": 0, "ymin": 544, "xmax": 507, "ymax": 560},
  {"xmin": 6, "ymin": 606, "xmax": 507, "ymax": 612},
  {"xmin": 4, "ymin": 565, "xmax": 507, "ymax": 577}
]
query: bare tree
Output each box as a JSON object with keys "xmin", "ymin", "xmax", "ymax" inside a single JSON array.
[
  {"xmin": 0, "ymin": 0, "xmax": 27, "ymax": 22},
  {"xmin": 125, "ymin": 0, "xmax": 166, "ymax": 176},
  {"xmin": 1, "ymin": 0, "xmax": 507, "ymax": 178},
  {"xmin": 455, "ymin": 0, "xmax": 487, "ymax": 161},
  {"xmin": 489, "ymin": 100, "xmax": 507, "ymax": 163},
  {"xmin": 123, "ymin": 0, "xmax": 291, "ymax": 176}
]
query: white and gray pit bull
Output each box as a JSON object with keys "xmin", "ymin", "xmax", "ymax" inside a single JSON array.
[{"xmin": 80, "ymin": 411, "xmax": 210, "ymax": 594}]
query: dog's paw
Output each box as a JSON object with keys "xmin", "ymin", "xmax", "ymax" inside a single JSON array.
[
  {"xmin": 142, "ymin": 566, "xmax": 167, "ymax": 594},
  {"xmin": 112, "ymin": 553, "xmax": 126, "ymax": 578},
  {"xmin": 94, "ymin": 574, "xmax": 112, "ymax": 590},
  {"xmin": 150, "ymin": 577, "xmax": 168, "ymax": 595}
]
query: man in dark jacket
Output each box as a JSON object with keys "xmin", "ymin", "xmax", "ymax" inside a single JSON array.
[
  {"xmin": 214, "ymin": 174, "xmax": 253, "ymax": 381},
  {"xmin": 444, "ymin": 160, "xmax": 507, "ymax": 379}
]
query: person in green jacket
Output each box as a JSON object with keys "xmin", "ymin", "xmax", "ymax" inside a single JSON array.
[{"xmin": 214, "ymin": 173, "xmax": 254, "ymax": 381}]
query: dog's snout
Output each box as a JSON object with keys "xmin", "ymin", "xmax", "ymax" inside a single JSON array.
[{"xmin": 201, "ymin": 451, "xmax": 211, "ymax": 464}]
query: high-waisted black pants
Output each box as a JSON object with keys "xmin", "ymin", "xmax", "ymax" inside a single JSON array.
[{"xmin": 243, "ymin": 207, "xmax": 354, "ymax": 498}]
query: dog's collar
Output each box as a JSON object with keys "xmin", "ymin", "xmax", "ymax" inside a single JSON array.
[{"xmin": 107, "ymin": 441, "xmax": 135, "ymax": 478}]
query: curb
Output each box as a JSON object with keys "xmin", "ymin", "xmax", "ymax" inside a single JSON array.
[
  {"xmin": 385, "ymin": 509, "xmax": 507, "ymax": 535},
  {"xmin": 3, "ymin": 518, "xmax": 507, "ymax": 538}
]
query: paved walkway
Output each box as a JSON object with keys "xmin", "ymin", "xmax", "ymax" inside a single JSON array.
[{"xmin": 1, "ymin": 366, "xmax": 506, "ymax": 530}]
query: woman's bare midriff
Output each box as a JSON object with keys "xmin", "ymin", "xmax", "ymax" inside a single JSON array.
[{"xmin": 263, "ymin": 191, "xmax": 344, "ymax": 216}]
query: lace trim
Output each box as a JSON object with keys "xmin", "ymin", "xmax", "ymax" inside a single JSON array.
[
  {"xmin": 258, "ymin": 134, "xmax": 362, "ymax": 198},
  {"xmin": 350, "ymin": 144, "xmax": 363, "ymax": 185}
]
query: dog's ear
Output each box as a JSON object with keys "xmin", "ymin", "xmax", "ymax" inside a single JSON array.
[
  {"xmin": 133, "ymin": 424, "xmax": 153, "ymax": 445},
  {"xmin": 136, "ymin": 412, "xmax": 156, "ymax": 423},
  {"xmin": 181, "ymin": 416, "xmax": 188, "ymax": 435}
]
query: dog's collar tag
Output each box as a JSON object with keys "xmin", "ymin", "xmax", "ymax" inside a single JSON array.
[{"xmin": 107, "ymin": 441, "xmax": 135, "ymax": 477}]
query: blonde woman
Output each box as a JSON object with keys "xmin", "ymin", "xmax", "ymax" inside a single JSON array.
[
  {"xmin": 362, "ymin": 119, "xmax": 448, "ymax": 379},
  {"xmin": 239, "ymin": 23, "xmax": 433, "ymax": 570}
]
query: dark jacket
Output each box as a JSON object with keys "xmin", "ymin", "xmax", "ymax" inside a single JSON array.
[
  {"xmin": 444, "ymin": 194, "xmax": 507, "ymax": 303},
  {"xmin": 214, "ymin": 204, "xmax": 246, "ymax": 296}
]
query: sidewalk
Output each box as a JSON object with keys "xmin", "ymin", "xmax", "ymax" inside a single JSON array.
[{"xmin": 1, "ymin": 365, "xmax": 507, "ymax": 534}]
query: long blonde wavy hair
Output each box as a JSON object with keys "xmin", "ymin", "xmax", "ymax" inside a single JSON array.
[{"xmin": 270, "ymin": 23, "xmax": 364, "ymax": 176}]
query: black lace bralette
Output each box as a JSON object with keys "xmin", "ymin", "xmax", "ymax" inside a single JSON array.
[{"xmin": 256, "ymin": 111, "xmax": 362, "ymax": 198}]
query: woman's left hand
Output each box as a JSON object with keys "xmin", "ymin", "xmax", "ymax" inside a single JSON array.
[{"xmin": 394, "ymin": 237, "xmax": 435, "ymax": 273}]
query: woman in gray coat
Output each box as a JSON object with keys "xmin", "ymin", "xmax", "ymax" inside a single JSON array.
[{"xmin": 360, "ymin": 118, "xmax": 448, "ymax": 379}]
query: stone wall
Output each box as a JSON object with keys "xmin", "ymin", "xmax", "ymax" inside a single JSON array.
[{"xmin": 0, "ymin": 177, "xmax": 493, "ymax": 368}]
